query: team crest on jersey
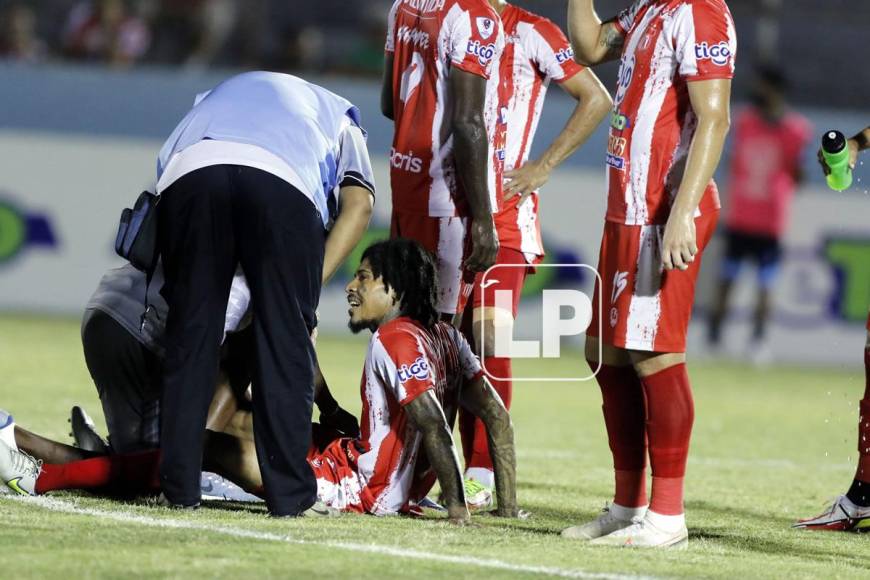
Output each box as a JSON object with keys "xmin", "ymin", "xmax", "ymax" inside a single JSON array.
[
  {"xmin": 695, "ymin": 41, "xmax": 732, "ymax": 66},
  {"xmin": 476, "ymin": 17, "xmax": 495, "ymax": 40},
  {"xmin": 398, "ymin": 356, "xmax": 431, "ymax": 384}
]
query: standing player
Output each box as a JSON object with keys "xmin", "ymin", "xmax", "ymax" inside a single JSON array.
[
  {"xmin": 707, "ymin": 66, "xmax": 812, "ymax": 362},
  {"xmin": 796, "ymin": 125, "xmax": 870, "ymax": 531},
  {"xmin": 382, "ymin": 0, "xmax": 505, "ymax": 321},
  {"xmin": 563, "ymin": 0, "xmax": 736, "ymax": 548},
  {"xmin": 459, "ymin": 0, "xmax": 612, "ymax": 498}
]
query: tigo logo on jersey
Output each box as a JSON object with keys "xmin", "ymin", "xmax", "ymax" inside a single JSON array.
[
  {"xmin": 476, "ymin": 17, "xmax": 495, "ymax": 40},
  {"xmin": 695, "ymin": 41, "xmax": 732, "ymax": 66},
  {"xmin": 466, "ymin": 40, "xmax": 496, "ymax": 66},
  {"xmin": 0, "ymin": 197, "xmax": 57, "ymax": 264},
  {"xmin": 390, "ymin": 148, "xmax": 424, "ymax": 174},
  {"xmin": 554, "ymin": 47, "xmax": 575, "ymax": 65},
  {"xmin": 398, "ymin": 356, "xmax": 431, "ymax": 384}
]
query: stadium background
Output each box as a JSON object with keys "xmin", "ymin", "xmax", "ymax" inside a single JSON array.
[
  {"xmin": 1, "ymin": 2, "xmax": 870, "ymax": 578},
  {"xmin": 1, "ymin": 0, "xmax": 868, "ymax": 366}
]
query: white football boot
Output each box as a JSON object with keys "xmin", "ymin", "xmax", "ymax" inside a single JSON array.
[
  {"xmin": 589, "ymin": 511, "xmax": 688, "ymax": 549},
  {"xmin": 0, "ymin": 439, "xmax": 41, "ymax": 496},
  {"xmin": 561, "ymin": 503, "xmax": 647, "ymax": 540},
  {"xmin": 794, "ymin": 495, "xmax": 870, "ymax": 532}
]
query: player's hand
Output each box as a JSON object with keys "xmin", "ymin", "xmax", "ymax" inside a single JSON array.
[
  {"xmin": 818, "ymin": 139, "xmax": 860, "ymax": 175},
  {"xmin": 661, "ymin": 212, "xmax": 697, "ymax": 271},
  {"xmin": 503, "ymin": 160, "xmax": 551, "ymax": 206},
  {"xmin": 319, "ymin": 405, "xmax": 360, "ymax": 438},
  {"xmin": 464, "ymin": 218, "xmax": 499, "ymax": 272}
]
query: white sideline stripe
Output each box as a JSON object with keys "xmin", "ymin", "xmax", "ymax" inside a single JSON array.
[
  {"xmin": 517, "ymin": 450, "xmax": 853, "ymax": 470},
  {"xmin": 5, "ymin": 496, "xmax": 657, "ymax": 580}
]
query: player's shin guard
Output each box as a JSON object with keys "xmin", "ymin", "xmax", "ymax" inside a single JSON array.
[
  {"xmin": 640, "ymin": 363, "xmax": 694, "ymax": 516},
  {"xmin": 593, "ymin": 363, "xmax": 648, "ymax": 508},
  {"xmin": 461, "ymin": 356, "xmax": 512, "ymax": 487},
  {"xmin": 35, "ymin": 450, "xmax": 161, "ymax": 495}
]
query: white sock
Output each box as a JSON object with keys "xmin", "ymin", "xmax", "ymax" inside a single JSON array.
[
  {"xmin": 0, "ymin": 410, "xmax": 16, "ymax": 451},
  {"xmin": 645, "ymin": 510, "xmax": 686, "ymax": 533},
  {"xmin": 464, "ymin": 467, "xmax": 494, "ymax": 489},
  {"xmin": 610, "ymin": 503, "xmax": 648, "ymax": 521}
]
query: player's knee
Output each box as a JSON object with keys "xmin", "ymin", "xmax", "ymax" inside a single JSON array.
[{"xmin": 473, "ymin": 308, "xmax": 513, "ymax": 358}]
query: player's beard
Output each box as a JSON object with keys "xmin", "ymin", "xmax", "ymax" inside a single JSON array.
[{"xmin": 348, "ymin": 317, "xmax": 378, "ymax": 334}]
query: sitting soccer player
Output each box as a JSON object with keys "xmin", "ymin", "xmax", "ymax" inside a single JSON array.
[
  {"xmin": 795, "ymin": 125, "xmax": 870, "ymax": 531},
  {"xmin": 0, "ymin": 240, "xmax": 520, "ymax": 523}
]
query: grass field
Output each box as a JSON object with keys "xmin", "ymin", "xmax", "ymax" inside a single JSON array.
[{"xmin": 1, "ymin": 314, "xmax": 868, "ymax": 578}]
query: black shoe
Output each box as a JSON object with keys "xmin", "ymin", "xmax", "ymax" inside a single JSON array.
[
  {"xmin": 157, "ymin": 492, "xmax": 200, "ymax": 510},
  {"xmin": 69, "ymin": 406, "xmax": 110, "ymax": 454}
]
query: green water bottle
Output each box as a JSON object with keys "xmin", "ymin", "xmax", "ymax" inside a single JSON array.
[{"xmin": 821, "ymin": 130, "xmax": 853, "ymax": 191}]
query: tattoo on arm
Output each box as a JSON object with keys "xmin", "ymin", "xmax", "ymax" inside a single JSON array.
[
  {"xmin": 460, "ymin": 377, "xmax": 518, "ymax": 516},
  {"xmin": 405, "ymin": 392, "xmax": 468, "ymax": 520},
  {"xmin": 599, "ymin": 21, "xmax": 625, "ymax": 59}
]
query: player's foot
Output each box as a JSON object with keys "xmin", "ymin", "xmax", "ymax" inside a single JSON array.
[
  {"xmin": 561, "ymin": 503, "xmax": 646, "ymax": 540},
  {"xmin": 589, "ymin": 513, "xmax": 688, "ymax": 549},
  {"xmin": 300, "ymin": 500, "xmax": 341, "ymax": 518},
  {"xmin": 0, "ymin": 439, "xmax": 41, "ymax": 496},
  {"xmin": 156, "ymin": 492, "xmax": 200, "ymax": 510},
  {"xmin": 793, "ymin": 495, "xmax": 870, "ymax": 532},
  {"xmin": 0, "ymin": 409, "xmax": 16, "ymax": 451},
  {"xmin": 200, "ymin": 472, "xmax": 263, "ymax": 502},
  {"xmin": 464, "ymin": 478, "xmax": 493, "ymax": 511},
  {"xmin": 69, "ymin": 406, "xmax": 110, "ymax": 454}
]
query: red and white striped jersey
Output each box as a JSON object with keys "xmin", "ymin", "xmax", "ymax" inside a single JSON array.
[
  {"xmin": 310, "ymin": 317, "xmax": 482, "ymax": 515},
  {"xmin": 385, "ymin": 0, "xmax": 505, "ymax": 217},
  {"xmin": 496, "ymin": 5, "xmax": 585, "ymax": 259},
  {"xmin": 606, "ymin": 0, "xmax": 736, "ymax": 225}
]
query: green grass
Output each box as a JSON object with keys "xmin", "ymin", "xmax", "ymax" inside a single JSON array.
[{"xmin": 0, "ymin": 314, "xmax": 868, "ymax": 578}]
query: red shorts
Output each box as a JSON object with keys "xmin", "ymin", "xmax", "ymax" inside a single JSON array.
[
  {"xmin": 391, "ymin": 211, "xmax": 474, "ymax": 315},
  {"xmin": 471, "ymin": 246, "xmax": 530, "ymax": 318},
  {"xmin": 588, "ymin": 211, "xmax": 719, "ymax": 353}
]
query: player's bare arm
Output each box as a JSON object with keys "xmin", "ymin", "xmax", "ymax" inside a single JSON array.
[
  {"xmin": 405, "ymin": 390, "xmax": 470, "ymax": 525},
  {"xmin": 504, "ymin": 69, "xmax": 612, "ymax": 203},
  {"xmin": 450, "ymin": 68, "xmax": 499, "ymax": 273},
  {"xmin": 381, "ymin": 53, "xmax": 395, "ymax": 120},
  {"xmin": 323, "ymin": 186, "xmax": 374, "ymax": 284},
  {"xmin": 663, "ymin": 78, "xmax": 732, "ymax": 272},
  {"xmin": 567, "ymin": 0, "xmax": 624, "ymax": 66},
  {"xmin": 818, "ymin": 125, "xmax": 870, "ymax": 174},
  {"xmin": 459, "ymin": 375, "xmax": 519, "ymax": 517}
]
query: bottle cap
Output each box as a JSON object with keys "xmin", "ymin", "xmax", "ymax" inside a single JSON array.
[{"xmin": 822, "ymin": 130, "xmax": 846, "ymax": 154}]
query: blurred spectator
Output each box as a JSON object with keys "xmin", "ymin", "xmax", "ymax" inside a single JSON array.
[
  {"xmin": 707, "ymin": 65, "xmax": 813, "ymax": 364},
  {"xmin": 63, "ymin": 0, "xmax": 151, "ymax": 67},
  {"xmin": 0, "ymin": 2, "xmax": 47, "ymax": 63}
]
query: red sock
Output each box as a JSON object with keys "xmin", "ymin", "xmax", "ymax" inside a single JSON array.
[
  {"xmin": 463, "ymin": 356, "xmax": 512, "ymax": 470},
  {"xmin": 854, "ymin": 350, "xmax": 870, "ymax": 484},
  {"xmin": 36, "ymin": 450, "xmax": 161, "ymax": 495},
  {"xmin": 640, "ymin": 364, "xmax": 694, "ymax": 516},
  {"xmin": 593, "ymin": 363, "xmax": 647, "ymax": 508}
]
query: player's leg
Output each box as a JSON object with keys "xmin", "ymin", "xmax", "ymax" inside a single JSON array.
[
  {"xmin": 158, "ymin": 166, "xmax": 238, "ymax": 507},
  {"xmin": 562, "ymin": 222, "xmax": 647, "ymax": 540},
  {"xmin": 707, "ymin": 229, "xmax": 742, "ymax": 349},
  {"xmin": 459, "ymin": 247, "xmax": 526, "ymax": 503},
  {"xmin": 748, "ymin": 235, "xmax": 782, "ymax": 364},
  {"xmin": 589, "ymin": 212, "xmax": 718, "ymax": 549},
  {"xmin": 81, "ymin": 309, "xmax": 162, "ymax": 454},
  {"xmin": 233, "ymin": 167, "xmax": 321, "ymax": 517},
  {"xmin": 796, "ymin": 319, "xmax": 870, "ymax": 530}
]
